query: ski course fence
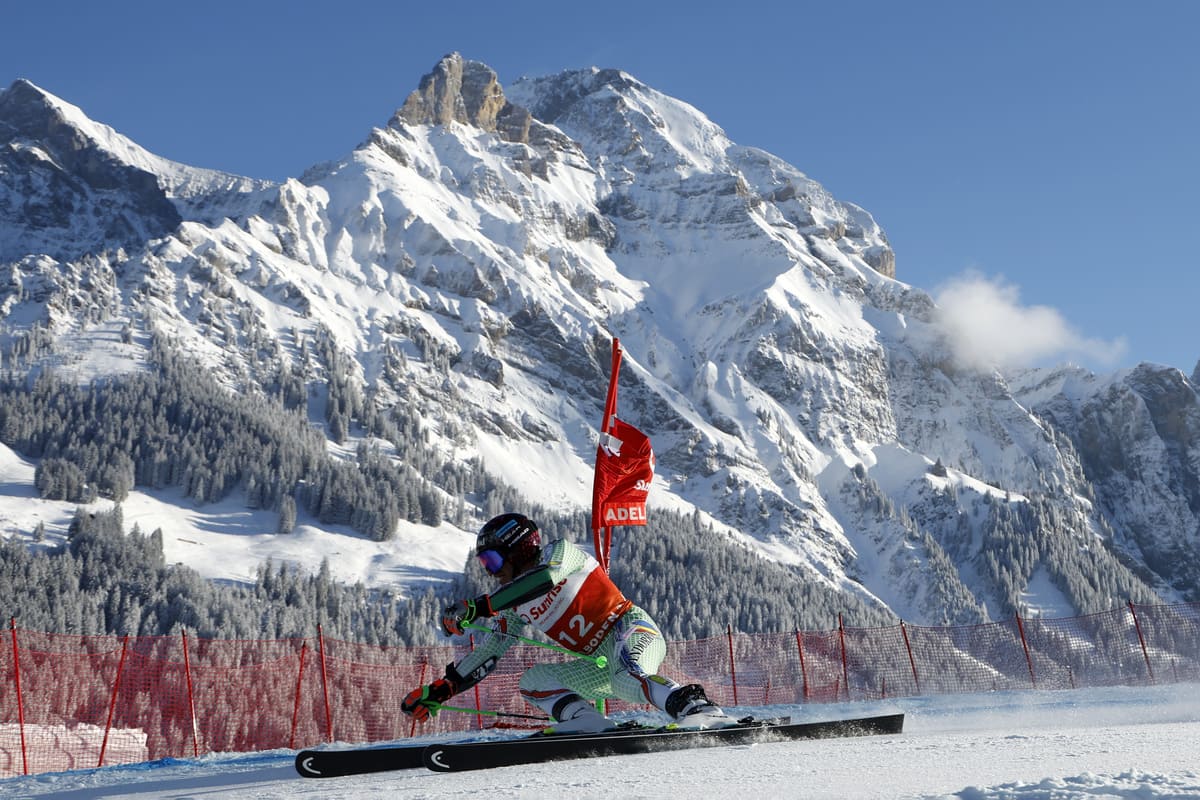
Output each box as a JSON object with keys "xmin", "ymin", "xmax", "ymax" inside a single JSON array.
[{"xmin": 1, "ymin": 600, "xmax": 1198, "ymax": 777}]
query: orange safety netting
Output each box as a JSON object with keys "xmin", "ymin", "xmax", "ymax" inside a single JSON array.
[{"xmin": 2, "ymin": 601, "xmax": 1197, "ymax": 777}]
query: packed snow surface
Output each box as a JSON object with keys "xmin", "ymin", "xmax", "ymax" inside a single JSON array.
[{"xmin": 3, "ymin": 683, "xmax": 1197, "ymax": 799}]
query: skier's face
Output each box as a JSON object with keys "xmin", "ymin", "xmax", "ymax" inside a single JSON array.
[{"xmin": 492, "ymin": 559, "xmax": 515, "ymax": 584}]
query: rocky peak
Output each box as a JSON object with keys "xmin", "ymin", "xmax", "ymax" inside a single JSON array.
[
  {"xmin": 395, "ymin": 53, "xmax": 527, "ymax": 137},
  {"xmin": 0, "ymin": 79, "xmax": 181, "ymax": 262},
  {"xmin": 1, "ymin": 79, "xmax": 85, "ymax": 149}
]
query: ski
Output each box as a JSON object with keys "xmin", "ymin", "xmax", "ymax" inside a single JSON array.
[
  {"xmin": 293, "ymin": 720, "xmax": 660, "ymax": 778},
  {"xmin": 294, "ymin": 742, "xmax": 426, "ymax": 778},
  {"xmin": 294, "ymin": 712, "xmax": 904, "ymax": 777},
  {"xmin": 422, "ymin": 712, "xmax": 905, "ymax": 773}
]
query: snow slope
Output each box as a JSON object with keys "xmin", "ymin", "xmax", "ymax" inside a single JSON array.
[
  {"xmin": 0, "ymin": 441, "xmax": 474, "ymax": 593},
  {"xmin": 3, "ymin": 684, "xmax": 1197, "ymax": 799}
]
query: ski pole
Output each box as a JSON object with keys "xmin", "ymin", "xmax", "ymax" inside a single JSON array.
[
  {"xmin": 463, "ymin": 621, "xmax": 609, "ymax": 668},
  {"xmin": 427, "ymin": 702, "xmax": 550, "ymax": 721}
]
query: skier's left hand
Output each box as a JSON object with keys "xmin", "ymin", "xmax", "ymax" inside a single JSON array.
[{"xmin": 440, "ymin": 595, "xmax": 494, "ymax": 636}]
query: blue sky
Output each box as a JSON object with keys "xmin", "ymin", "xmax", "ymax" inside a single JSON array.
[{"xmin": 5, "ymin": 1, "xmax": 1198, "ymax": 373}]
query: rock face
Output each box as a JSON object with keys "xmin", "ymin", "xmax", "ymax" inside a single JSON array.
[
  {"xmin": 397, "ymin": 53, "xmax": 501, "ymax": 128},
  {"xmin": 1015, "ymin": 365, "xmax": 1200, "ymax": 600},
  {"xmin": 395, "ymin": 52, "xmax": 535, "ymax": 146}
]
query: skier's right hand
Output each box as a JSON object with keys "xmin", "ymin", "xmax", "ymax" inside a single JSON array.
[
  {"xmin": 401, "ymin": 678, "xmax": 455, "ymax": 722},
  {"xmin": 440, "ymin": 595, "xmax": 494, "ymax": 636}
]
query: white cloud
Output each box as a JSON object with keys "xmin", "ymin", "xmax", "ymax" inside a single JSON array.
[{"xmin": 933, "ymin": 271, "xmax": 1127, "ymax": 371}]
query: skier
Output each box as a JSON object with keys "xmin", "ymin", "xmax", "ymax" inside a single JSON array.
[{"xmin": 401, "ymin": 512, "xmax": 729, "ymax": 733}]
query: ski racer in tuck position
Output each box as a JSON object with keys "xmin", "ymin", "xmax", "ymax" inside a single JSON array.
[{"xmin": 401, "ymin": 512, "xmax": 729, "ymax": 733}]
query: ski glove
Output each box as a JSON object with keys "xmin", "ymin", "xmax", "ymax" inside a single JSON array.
[
  {"xmin": 440, "ymin": 595, "xmax": 494, "ymax": 636},
  {"xmin": 401, "ymin": 678, "xmax": 455, "ymax": 722}
]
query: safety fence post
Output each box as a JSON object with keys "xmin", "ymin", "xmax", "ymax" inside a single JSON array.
[
  {"xmin": 98, "ymin": 635, "xmax": 129, "ymax": 767},
  {"xmin": 837, "ymin": 614, "xmax": 850, "ymax": 701},
  {"xmin": 180, "ymin": 630, "xmax": 199, "ymax": 758},
  {"xmin": 1127, "ymin": 601, "xmax": 1155, "ymax": 684},
  {"xmin": 470, "ymin": 634, "xmax": 484, "ymax": 730},
  {"xmin": 409, "ymin": 662, "xmax": 428, "ymax": 738},
  {"xmin": 9, "ymin": 618, "xmax": 28, "ymax": 775},
  {"xmin": 794, "ymin": 630, "xmax": 810, "ymax": 701},
  {"xmin": 317, "ymin": 625, "xmax": 333, "ymax": 743},
  {"xmin": 726, "ymin": 624, "xmax": 739, "ymax": 706},
  {"xmin": 900, "ymin": 621, "xmax": 921, "ymax": 695},
  {"xmin": 289, "ymin": 641, "xmax": 308, "ymax": 750},
  {"xmin": 1015, "ymin": 613, "xmax": 1036, "ymax": 688}
]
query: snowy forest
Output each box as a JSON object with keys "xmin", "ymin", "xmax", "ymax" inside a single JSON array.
[
  {"xmin": 0, "ymin": 328, "xmax": 1161, "ymax": 645},
  {"xmin": 0, "ymin": 326, "xmax": 1161, "ymax": 642},
  {"xmin": 0, "ymin": 335, "xmax": 896, "ymax": 644},
  {"xmin": 0, "ymin": 324, "xmax": 1166, "ymax": 645}
]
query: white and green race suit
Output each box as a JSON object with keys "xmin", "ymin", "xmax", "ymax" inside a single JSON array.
[{"xmin": 446, "ymin": 539, "xmax": 685, "ymax": 719}]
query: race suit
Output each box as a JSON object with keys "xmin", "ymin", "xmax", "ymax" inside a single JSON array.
[{"xmin": 445, "ymin": 539, "xmax": 685, "ymax": 717}]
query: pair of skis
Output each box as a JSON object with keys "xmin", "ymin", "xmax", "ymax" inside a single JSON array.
[{"xmin": 294, "ymin": 711, "xmax": 905, "ymax": 777}]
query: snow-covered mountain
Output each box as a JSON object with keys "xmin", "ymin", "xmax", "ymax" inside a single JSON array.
[
  {"xmin": 2, "ymin": 54, "xmax": 1197, "ymax": 627},
  {"xmin": 0, "ymin": 78, "xmax": 271, "ymax": 264}
]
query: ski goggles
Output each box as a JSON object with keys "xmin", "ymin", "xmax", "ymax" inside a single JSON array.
[{"xmin": 477, "ymin": 549, "xmax": 506, "ymax": 575}]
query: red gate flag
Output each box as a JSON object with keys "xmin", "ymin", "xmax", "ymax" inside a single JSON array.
[
  {"xmin": 591, "ymin": 337, "xmax": 654, "ymax": 573},
  {"xmin": 592, "ymin": 415, "xmax": 654, "ymax": 529}
]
